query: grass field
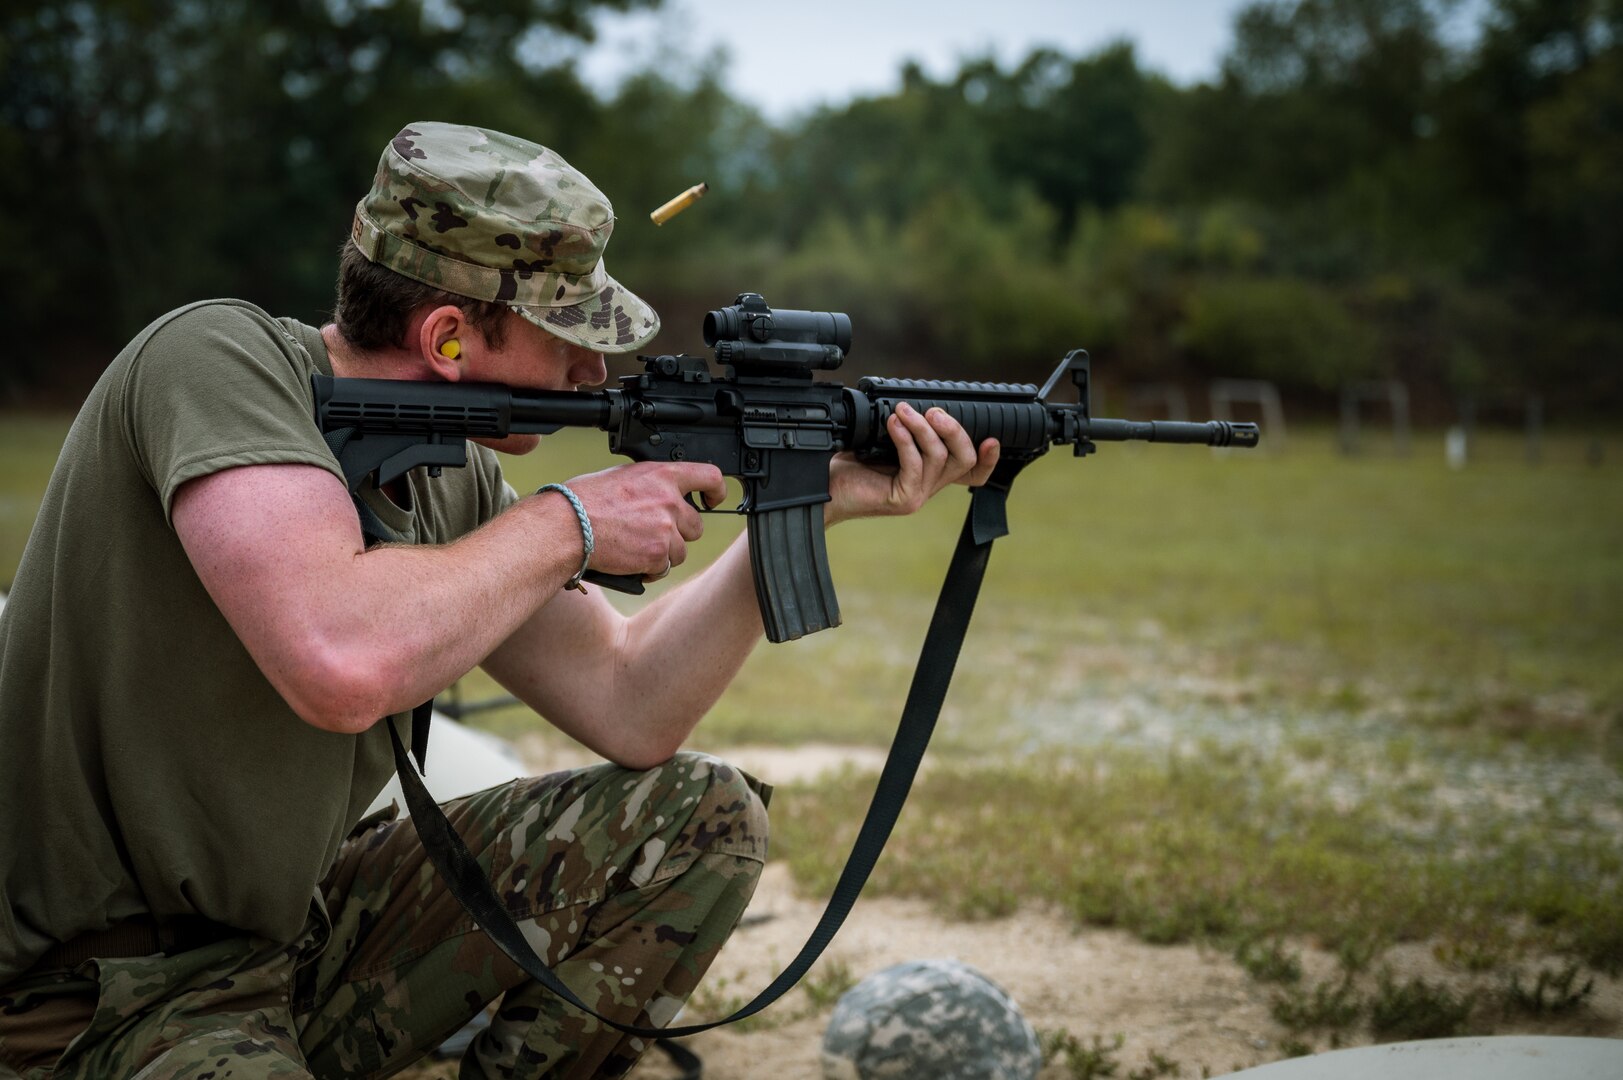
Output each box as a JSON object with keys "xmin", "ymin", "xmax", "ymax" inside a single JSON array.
[{"xmin": 3, "ymin": 412, "xmax": 1620, "ymax": 1058}]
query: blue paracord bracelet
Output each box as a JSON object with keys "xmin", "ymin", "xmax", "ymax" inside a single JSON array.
[{"xmin": 535, "ymin": 483, "xmax": 594, "ymax": 591}]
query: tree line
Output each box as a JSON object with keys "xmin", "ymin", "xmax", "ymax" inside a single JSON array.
[{"xmin": 3, "ymin": 0, "xmax": 1619, "ymax": 419}]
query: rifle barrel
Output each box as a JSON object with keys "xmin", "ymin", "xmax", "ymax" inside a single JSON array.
[{"xmin": 1080, "ymin": 418, "xmax": 1260, "ymax": 448}]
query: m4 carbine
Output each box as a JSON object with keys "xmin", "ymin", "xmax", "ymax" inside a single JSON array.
[{"xmin": 313, "ymin": 292, "xmax": 1259, "ymax": 642}]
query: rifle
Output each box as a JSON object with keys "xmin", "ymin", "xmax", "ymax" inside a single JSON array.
[
  {"xmin": 312, "ymin": 293, "xmax": 1259, "ymax": 1039},
  {"xmin": 313, "ymin": 291, "xmax": 1259, "ymax": 642}
]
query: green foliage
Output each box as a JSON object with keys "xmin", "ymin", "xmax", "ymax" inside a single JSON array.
[
  {"xmin": 801, "ymin": 956, "xmax": 858, "ymax": 1011},
  {"xmin": 1500, "ymin": 962, "xmax": 1596, "ymax": 1016},
  {"xmin": 1236, "ymin": 938, "xmax": 1305, "ymax": 984},
  {"xmin": 1367, "ymin": 970, "xmax": 1478, "ymax": 1040},
  {"xmin": 1270, "ymin": 977, "xmax": 1365, "ymax": 1033},
  {"xmin": 1038, "ymin": 1031, "xmax": 1181, "ymax": 1080},
  {"xmin": 0, "ymin": 0, "xmax": 649, "ymax": 372},
  {"xmin": 1178, "ymin": 277, "xmax": 1375, "ymax": 389}
]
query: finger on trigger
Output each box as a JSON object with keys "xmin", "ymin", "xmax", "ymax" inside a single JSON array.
[{"xmin": 674, "ymin": 462, "xmax": 727, "ymax": 509}]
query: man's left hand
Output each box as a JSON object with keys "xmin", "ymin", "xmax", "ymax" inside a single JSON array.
[{"xmin": 826, "ymin": 402, "xmax": 1000, "ymax": 526}]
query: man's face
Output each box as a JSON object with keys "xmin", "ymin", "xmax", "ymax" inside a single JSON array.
[{"xmin": 467, "ymin": 311, "xmax": 608, "ymax": 455}]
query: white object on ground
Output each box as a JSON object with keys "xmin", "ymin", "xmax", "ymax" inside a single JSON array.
[
  {"xmin": 365, "ymin": 714, "xmax": 528, "ymax": 816},
  {"xmin": 1224, "ymin": 1036, "xmax": 1623, "ymax": 1079}
]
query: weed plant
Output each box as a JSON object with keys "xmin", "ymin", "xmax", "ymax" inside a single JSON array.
[
  {"xmin": 1235, "ymin": 938, "xmax": 1304, "ymax": 984},
  {"xmin": 1366, "ymin": 970, "xmax": 1478, "ymax": 1040},
  {"xmin": 1501, "ymin": 962, "xmax": 1596, "ymax": 1017},
  {"xmin": 1270, "ymin": 978, "xmax": 1364, "ymax": 1033}
]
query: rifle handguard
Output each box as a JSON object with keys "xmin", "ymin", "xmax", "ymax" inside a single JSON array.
[{"xmin": 748, "ymin": 504, "xmax": 840, "ymax": 642}]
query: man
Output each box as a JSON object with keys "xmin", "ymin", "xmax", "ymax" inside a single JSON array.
[{"xmin": 0, "ymin": 122, "xmax": 997, "ymax": 1078}]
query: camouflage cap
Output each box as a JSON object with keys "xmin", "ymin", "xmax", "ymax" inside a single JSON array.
[
  {"xmin": 351, "ymin": 121, "xmax": 659, "ymax": 353},
  {"xmin": 821, "ymin": 958, "xmax": 1042, "ymax": 1080}
]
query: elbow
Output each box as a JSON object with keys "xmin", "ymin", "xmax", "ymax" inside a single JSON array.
[
  {"xmin": 593, "ymin": 705, "xmax": 693, "ymax": 772},
  {"xmin": 601, "ymin": 741, "xmax": 682, "ymax": 772},
  {"xmin": 276, "ymin": 638, "xmax": 395, "ymax": 735}
]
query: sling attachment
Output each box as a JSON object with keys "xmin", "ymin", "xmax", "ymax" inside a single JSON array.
[{"xmin": 387, "ymin": 461, "xmax": 1029, "ymax": 1039}]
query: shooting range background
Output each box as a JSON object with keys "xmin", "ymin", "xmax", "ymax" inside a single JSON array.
[{"xmin": 2, "ymin": 1, "xmax": 1620, "ymax": 1076}]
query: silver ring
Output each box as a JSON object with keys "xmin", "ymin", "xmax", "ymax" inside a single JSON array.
[{"xmin": 652, "ymin": 557, "xmax": 672, "ymax": 580}]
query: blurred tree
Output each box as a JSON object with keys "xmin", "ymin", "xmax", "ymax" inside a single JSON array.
[
  {"xmin": 0, "ymin": 0, "xmax": 652, "ymax": 391},
  {"xmin": 965, "ymin": 43, "xmax": 1158, "ymax": 234},
  {"xmin": 1442, "ymin": 0, "xmax": 1622, "ymax": 294},
  {"xmin": 1145, "ymin": 0, "xmax": 1456, "ymax": 270},
  {"xmin": 4, "ymin": 0, "xmax": 1620, "ymax": 413},
  {"xmin": 1178, "ymin": 276, "xmax": 1377, "ymax": 389},
  {"xmin": 768, "ymin": 61, "xmax": 1004, "ymax": 245}
]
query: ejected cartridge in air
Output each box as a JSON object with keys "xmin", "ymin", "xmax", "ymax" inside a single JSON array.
[{"xmin": 650, "ymin": 182, "xmax": 708, "ymax": 225}]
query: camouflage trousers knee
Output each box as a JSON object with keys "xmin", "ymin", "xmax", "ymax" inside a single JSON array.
[{"xmin": 0, "ymin": 751, "xmax": 769, "ymax": 1080}]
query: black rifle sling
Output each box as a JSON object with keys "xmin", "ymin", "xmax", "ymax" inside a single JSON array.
[{"xmin": 387, "ymin": 471, "xmax": 1020, "ymax": 1039}]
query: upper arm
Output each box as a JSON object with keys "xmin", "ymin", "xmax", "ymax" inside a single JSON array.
[
  {"xmin": 121, "ymin": 303, "xmax": 341, "ymax": 523},
  {"xmin": 172, "ymin": 462, "xmax": 376, "ymax": 728}
]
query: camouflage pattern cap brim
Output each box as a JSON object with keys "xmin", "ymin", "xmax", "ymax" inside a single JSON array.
[
  {"xmin": 353, "ymin": 121, "xmax": 660, "ymax": 354},
  {"xmin": 509, "ymin": 275, "xmax": 660, "ymax": 355}
]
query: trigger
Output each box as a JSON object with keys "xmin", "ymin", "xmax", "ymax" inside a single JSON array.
[{"xmin": 686, "ymin": 485, "xmax": 749, "ymax": 514}]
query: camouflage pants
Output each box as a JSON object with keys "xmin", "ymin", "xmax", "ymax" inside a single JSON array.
[{"xmin": 0, "ymin": 752, "xmax": 769, "ymax": 1079}]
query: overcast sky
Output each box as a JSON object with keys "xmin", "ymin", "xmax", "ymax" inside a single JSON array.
[{"xmin": 576, "ymin": 0, "xmax": 1255, "ymax": 121}]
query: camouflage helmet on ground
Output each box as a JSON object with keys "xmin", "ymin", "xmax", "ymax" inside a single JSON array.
[
  {"xmin": 821, "ymin": 958, "xmax": 1042, "ymax": 1080},
  {"xmin": 351, "ymin": 121, "xmax": 659, "ymax": 353}
]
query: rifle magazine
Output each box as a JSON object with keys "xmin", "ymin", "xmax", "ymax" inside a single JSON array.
[{"xmin": 748, "ymin": 504, "xmax": 840, "ymax": 642}]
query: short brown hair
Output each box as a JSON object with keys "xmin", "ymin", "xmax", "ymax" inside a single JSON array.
[{"xmin": 332, "ymin": 239, "xmax": 511, "ymax": 351}]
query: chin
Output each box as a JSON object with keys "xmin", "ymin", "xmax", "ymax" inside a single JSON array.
[{"xmin": 474, "ymin": 434, "xmax": 543, "ymax": 455}]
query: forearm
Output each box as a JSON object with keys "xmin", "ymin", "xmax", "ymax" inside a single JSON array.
[
  {"xmin": 608, "ymin": 530, "xmax": 765, "ymax": 751},
  {"xmin": 485, "ymin": 522, "xmax": 766, "ymax": 767},
  {"xmin": 322, "ymin": 498, "xmax": 585, "ymax": 724}
]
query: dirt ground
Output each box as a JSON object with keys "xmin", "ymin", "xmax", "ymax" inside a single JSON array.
[
  {"xmin": 621, "ymin": 867, "xmax": 1622, "ymax": 1079},
  {"xmin": 398, "ymin": 741, "xmax": 1623, "ymax": 1079}
]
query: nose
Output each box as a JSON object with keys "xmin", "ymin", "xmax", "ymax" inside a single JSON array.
[{"xmin": 570, "ymin": 348, "xmax": 608, "ymax": 388}]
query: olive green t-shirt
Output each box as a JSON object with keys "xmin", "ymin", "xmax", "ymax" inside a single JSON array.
[{"xmin": 0, "ymin": 300, "xmax": 516, "ymax": 981}]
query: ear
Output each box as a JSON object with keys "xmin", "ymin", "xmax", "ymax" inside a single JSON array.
[{"xmin": 418, "ymin": 305, "xmax": 469, "ymax": 382}]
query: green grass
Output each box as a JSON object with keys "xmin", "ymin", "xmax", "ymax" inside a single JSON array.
[{"xmin": 772, "ymin": 749, "xmax": 1623, "ymax": 971}]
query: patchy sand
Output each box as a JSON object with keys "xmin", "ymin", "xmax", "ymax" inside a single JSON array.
[{"xmin": 621, "ymin": 862, "xmax": 1622, "ymax": 1079}]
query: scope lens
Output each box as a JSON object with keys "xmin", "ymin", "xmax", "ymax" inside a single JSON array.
[{"xmin": 703, "ymin": 307, "xmax": 736, "ymax": 346}]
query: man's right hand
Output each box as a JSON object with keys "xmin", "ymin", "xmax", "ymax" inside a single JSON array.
[{"xmin": 556, "ymin": 461, "xmax": 727, "ymax": 581}]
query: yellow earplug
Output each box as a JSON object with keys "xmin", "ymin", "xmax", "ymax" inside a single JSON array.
[{"xmin": 439, "ymin": 339, "xmax": 461, "ymax": 360}]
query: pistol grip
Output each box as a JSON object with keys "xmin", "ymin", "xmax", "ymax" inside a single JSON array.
[{"xmin": 580, "ymin": 570, "xmax": 647, "ymax": 595}]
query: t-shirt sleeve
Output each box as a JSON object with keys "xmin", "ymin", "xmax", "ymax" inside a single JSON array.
[
  {"xmin": 470, "ymin": 443, "xmax": 521, "ymax": 526},
  {"xmin": 120, "ymin": 302, "xmax": 345, "ymax": 525}
]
